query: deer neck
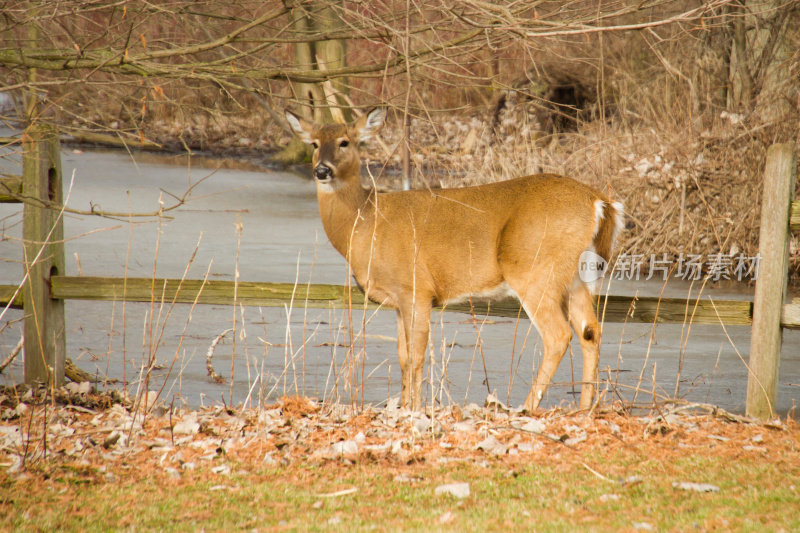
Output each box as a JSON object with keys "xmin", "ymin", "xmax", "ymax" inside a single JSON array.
[{"xmin": 316, "ymin": 180, "xmax": 376, "ymax": 261}]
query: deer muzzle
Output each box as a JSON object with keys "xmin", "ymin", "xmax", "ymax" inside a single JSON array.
[{"xmin": 314, "ymin": 163, "xmax": 333, "ymax": 182}]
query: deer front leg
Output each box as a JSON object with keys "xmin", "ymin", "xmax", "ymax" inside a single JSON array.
[{"xmin": 398, "ymin": 298, "xmax": 432, "ymax": 411}]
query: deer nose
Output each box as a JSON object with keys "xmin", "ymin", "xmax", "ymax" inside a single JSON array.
[{"xmin": 314, "ymin": 164, "xmax": 333, "ymax": 181}]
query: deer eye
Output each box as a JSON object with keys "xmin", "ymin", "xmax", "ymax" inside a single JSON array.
[{"xmin": 339, "ymin": 140, "xmax": 349, "ymax": 148}]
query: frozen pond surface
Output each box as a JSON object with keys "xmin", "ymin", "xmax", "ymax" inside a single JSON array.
[{"xmin": 1, "ymin": 146, "xmax": 798, "ymax": 414}]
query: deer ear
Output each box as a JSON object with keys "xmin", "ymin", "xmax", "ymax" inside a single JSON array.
[
  {"xmin": 285, "ymin": 109, "xmax": 316, "ymax": 144},
  {"xmin": 354, "ymin": 107, "xmax": 385, "ymax": 141}
]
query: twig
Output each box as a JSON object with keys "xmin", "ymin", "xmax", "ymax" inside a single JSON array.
[
  {"xmin": 316, "ymin": 487, "xmax": 358, "ymax": 498},
  {"xmin": 582, "ymin": 462, "xmax": 613, "ymax": 482},
  {"xmin": 231, "ymin": 219, "xmax": 243, "ymax": 406},
  {"xmin": 206, "ymin": 328, "xmax": 233, "ymax": 384},
  {"xmin": 0, "ymin": 336, "xmax": 23, "ymax": 373},
  {"xmin": 169, "ymin": 396, "xmax": 175, "ymax": 447},
  {"xmin": 663, "ymin": 401, "xmax": 756, "ymax": 425},
  {"xmin": 0, "ymin": 171, "xmax": 217, "ymax": 221},
  {"xmin": 21, "ymin": 402, "xmax": 34, "ymax": 470}
]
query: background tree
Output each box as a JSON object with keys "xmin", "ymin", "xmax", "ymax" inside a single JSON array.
[
  {"xmin": 1, "ymin": 1, "xmax": 798, "ymax": 270},
  {"xmin": 7, "ymin": 1, "xmax": 793, "ymax": 144}
]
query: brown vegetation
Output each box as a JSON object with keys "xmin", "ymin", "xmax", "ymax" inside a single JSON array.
[{"xmin": 1, "ymin": 1, "xmax": 799, "ymax": 274}]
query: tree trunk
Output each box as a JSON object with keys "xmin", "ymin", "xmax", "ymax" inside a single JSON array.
[
  {"xmin": 707, "ymin": 5, "xmax": 733, "ymax": 112},
  {"xmin": 316, "ymin": 3, "xmax": 351, "ymax": 122},
  {"xmin": 290, "ymin": 3, "xmax": 324, "ymax": 122},
  {"xmin": 730, "ymin": 1, "xmax": 753, "ymax": 110},
  {"xmin": 753, "ymin": 2, "xmax": 795, "ymax": 123},
  {"xmin": 277, "ymin": 1, "xmax": 350, "ymax": 164},
  {"xmin": 728, "ymin": 0, "xmax": 794, "ymax": 122},
  {"xmin": 276, "ymin": 3, "xmax": 318, "ymax": 164},
  {"xmin": 690, "ymin": 6, "xmax": 733, "ymax": 122}
]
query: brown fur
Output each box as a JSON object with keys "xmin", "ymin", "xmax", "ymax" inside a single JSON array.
[{"xmin": 286, "ymin": 108, "xmax": 623, "ymax": 412}]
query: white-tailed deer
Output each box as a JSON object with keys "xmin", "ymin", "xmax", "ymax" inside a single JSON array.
[{"xmin": 285, "ymin": 108, "xmax": 623, "ymax": 412}]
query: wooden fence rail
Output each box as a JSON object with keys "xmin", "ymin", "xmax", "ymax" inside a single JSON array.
[
  {"xmin": 1, "ymin": 274, "xmax": 781, "ymax": 327},
  {"xmin": 8, "ymin": 275, "xmax": 793, "ymax": 325},
  {"xmin": 1, "ymin": 127, "xmax": 798, "ymax": 419},
  {"xmin": 0, "ymin": 176, "xmax": 23, "ymax": 202}
]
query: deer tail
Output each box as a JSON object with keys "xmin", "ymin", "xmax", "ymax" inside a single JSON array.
[{"xmin": 593, "ymin": 199, "xmax": 624, "ymax": 264}]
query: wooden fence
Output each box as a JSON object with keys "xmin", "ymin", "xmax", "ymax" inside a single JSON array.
[{"xmin": 1, "ymin": 126, "xmax": 798, "ymax": 418}]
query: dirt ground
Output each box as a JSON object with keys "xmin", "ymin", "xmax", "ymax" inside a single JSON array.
[{"xmin": 2, "ymin": 389, "xmax": 797, "ymax": 502}]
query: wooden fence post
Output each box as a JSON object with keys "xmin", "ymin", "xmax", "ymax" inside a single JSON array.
[
  {"xmin": 22, "ymin": 125, "xmax": 66, "ymax": 387},
  {"xmin": 746, "ymin": 143, "xmax": 796, "ymax": 419}
]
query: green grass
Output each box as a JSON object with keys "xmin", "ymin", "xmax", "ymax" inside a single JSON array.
[{"xmin": 3, "ymin": 452, "xmax": 798, "ymax": 532}]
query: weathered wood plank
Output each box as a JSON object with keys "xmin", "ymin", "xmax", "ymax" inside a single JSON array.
[
  {"xmin": 790, "ymin": 200, "xmax": 800, "ymax": 232},
  {"xmin": 0, "ymin": 285, "xmax": 24, "ymax": 308},
  {"xmin": 447, "ymin": 294, "xmax": 752, "ymax": 326},
  {"xmin": 49, "ymin": 275, "xmax": 755, "ymax": 326},
  {"xmin": 599, "ymin": 295, "xmax": 752, "ymax": 326},
  {"xmin": 0, "ymin": 176, "xmax": 23, "ymax": 203},
  {"xmin": 747, "ymin": 143, "xmax": 796, "ymax": 420},
  {"xmin": 51, "ymin": 276, "xmax": 370, "ymax": 308},
  {"xmin": 783, "ymin": 300, "xmax": 800, "ymax": 329}
]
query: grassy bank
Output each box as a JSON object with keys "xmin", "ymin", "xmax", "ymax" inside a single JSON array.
[{"xmin": 6, "ymin": 454, "xmax": 798, "ymax": 532}]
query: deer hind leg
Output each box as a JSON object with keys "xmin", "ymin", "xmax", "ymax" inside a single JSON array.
[
  {"xmin": 567, "ymin": 280, "xmax": 601, "ymax": 410},
  {"xmin": 395, "ymin": 310, "xmax": 411, "ymax": 409},
  {"xmin": 397, "ymin": 298, "xmax": 431, "ymax": 411},
  {"xmin": 519, "ymin": 291, "xmax": 573, "ymax": 413}
]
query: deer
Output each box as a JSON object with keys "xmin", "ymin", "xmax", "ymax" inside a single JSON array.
[{"xmin": 285, "ymin": 107, "xmax": 623, "ymax": 412}]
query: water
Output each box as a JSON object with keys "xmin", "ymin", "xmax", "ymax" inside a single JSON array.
[{"xmin": 1, "ymin": 146, "xmax": 798, "ymax": 414}]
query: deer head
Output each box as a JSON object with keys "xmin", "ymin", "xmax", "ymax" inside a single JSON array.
[{"xmin": 285, "ymin": 108, "xmax": 385, "ymax": 192}]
